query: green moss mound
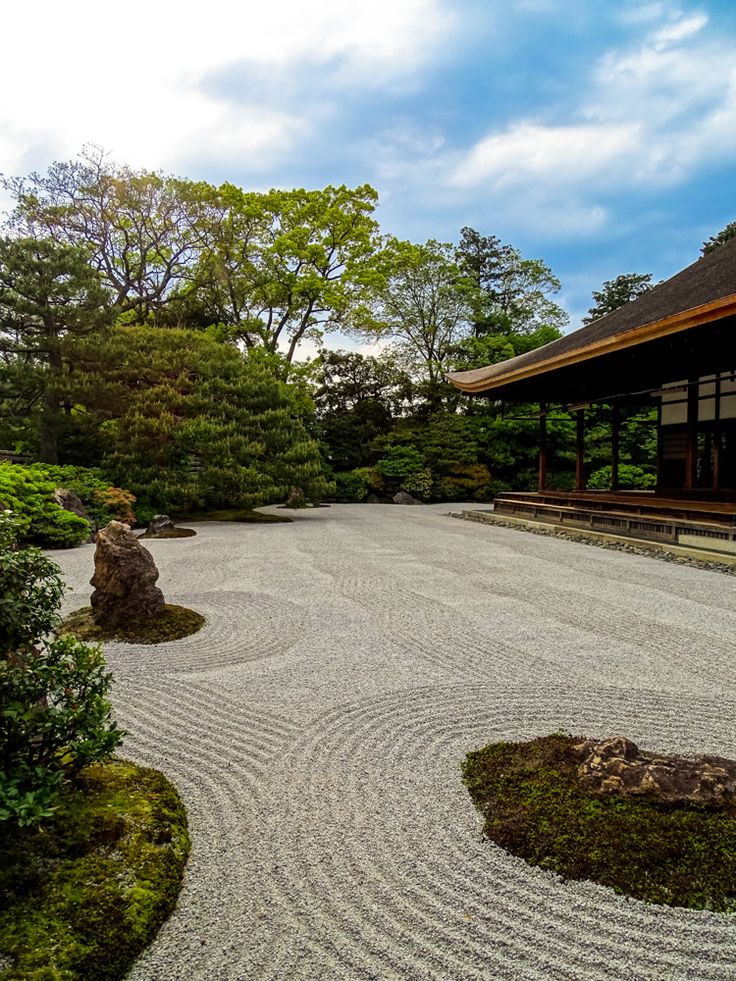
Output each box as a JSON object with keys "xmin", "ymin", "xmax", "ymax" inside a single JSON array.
[
  {"xmin": 138, "ymin": 527, "xmax": 197, "ymax": 539},
  {"xmin": 183, "ymin": 508, "xmax": 292, "ymax": 524},
  {"xmin": 463, "ymin": 733, "xmax": 736, "ymax": 910},
  {"xmin": 61, "ymin": 605, "xmax": 205, "ymax": 645},
  {"xmin": 0, "ymin": 760, "xmax": 190, "ymax": 980}
]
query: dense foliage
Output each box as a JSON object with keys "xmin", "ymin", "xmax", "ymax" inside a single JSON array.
[
  {"xmin": 67, "ymin": 326, "xmax": 329, "ymax": 520},
  {"xmin": 0, "ymin": 464, "xmax": 90, "ymax": 548},
  {"xmin": 0, "ymin": 513, "xmax": 123, "ymax": 826},
  {"xmin": 1, "ymin": 149, "xmax": 691, "ymax": 506},
  {"xmin": 463, "ymin": 733, "xmax": 736, "ymax": 910}
]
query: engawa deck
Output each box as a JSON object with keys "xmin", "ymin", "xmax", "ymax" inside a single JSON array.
[{"xmin": 493, "ymin": 491, "xmax": 736, "ymax": 555}]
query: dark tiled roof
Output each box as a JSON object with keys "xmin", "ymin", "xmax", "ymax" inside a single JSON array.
[{"xmin": 448, "ymin": 235, "xmax": 736, "ymax": 391}]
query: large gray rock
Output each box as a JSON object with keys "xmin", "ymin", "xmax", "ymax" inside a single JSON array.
[
  {"xmin": 575, "ymin": 736, "xmax": 736, "ymax": 804},
  {"xmin": 53, "ymin": 487, "xmax": 94, "ymax": 539},
  {"xmin": 284, "ymin": 485, "xmax": 307, "ymax": 508},
  {"xmin": 146, "ymin": 514, "xmax": 175, "ymax": 536},
  {"xmin": 393, "ymin": 491, "xmax": 423, "ymax": 505},
  {"xmin": 90, "ymin": 520, "xmax": 165, "ymax": 627}
]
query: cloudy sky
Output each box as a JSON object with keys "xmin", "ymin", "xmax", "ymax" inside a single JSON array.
[{"xmin": 2, "ymin": 0, "xmax": 735, "ymax": 331}]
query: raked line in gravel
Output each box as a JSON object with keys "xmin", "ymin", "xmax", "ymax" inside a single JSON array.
[{"xmin": 50, "ymin": 504, "xmax": 736, "ymax": 981}]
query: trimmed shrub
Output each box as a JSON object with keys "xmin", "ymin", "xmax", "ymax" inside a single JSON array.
[
  {"xmin": 588, "ymin": 464, "xmax": 656, "ymax": 490},
  {"xmin": 334, "ymin": 470, "xmax": 371, "ymax": 502},
  {"xmin": 27, "ymin": 464, "xmax": 137, "ymax": 527},
  {"xmin": 0, "ymin": 463, "xmax": 89, "ymax": 548},
  {"xmin": 0, "ymin": 512, "xmax": 124, "ymax": 826}
]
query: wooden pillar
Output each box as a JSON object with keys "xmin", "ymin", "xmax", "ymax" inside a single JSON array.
[
  {"xmin": 685, "ymin": 378, "xmax": 698, "ymax": 490},
  {"xmin": 538, "ymin": 402, "xmax": 547, "ymax": 492},
  {"xmin": 575, "ymin": 409, "xmax": 585, "ymax": 491},
  {"xmin": 611, "ymin": 404, "xmax": 620, "ymax": 491},
  {"xmin": 713, "ymin": 375, "xmax": 721, "ymax": 492}
]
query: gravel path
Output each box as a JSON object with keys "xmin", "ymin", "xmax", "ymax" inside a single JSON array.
[{"xmin": 51, "ymin": 505, "xmax": 736, "ymax": 981}]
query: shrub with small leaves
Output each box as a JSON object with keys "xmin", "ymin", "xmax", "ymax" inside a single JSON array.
[{"xmin": 0, "ymin": 511, "xmax": 124, "ymax": 827}]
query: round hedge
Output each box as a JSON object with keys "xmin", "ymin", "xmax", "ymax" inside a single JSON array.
[{"xmin": 463, "ymin": 733, "xmax": 736, "ymax": 910}]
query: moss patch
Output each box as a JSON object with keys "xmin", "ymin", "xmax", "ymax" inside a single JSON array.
[
  {"xmin": 61, "ymin": 605, "xmax": 205, "ymax": 645},
  {"xmin": 463, "ymin": 733, "xmax": 736, "ymax": 910},
  {"xmin": 138, "ymin": 527, "xmax": 196, "ymax": 539},
  {"xmin": 182, "ymin": 509, "xmax": 292, "ymax": 524},
  {"xmin": 0, "ymin": 760, "xmax": 190, "ymax": 981}
]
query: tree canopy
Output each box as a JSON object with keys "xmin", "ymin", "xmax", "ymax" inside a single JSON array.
[
  {"xmin": 582, "ymin": 272, "xmax": 654, "ymax": 325},
  {"xmin": 701, "ymin": 220, "xmax": 736, "ymax": 255}
]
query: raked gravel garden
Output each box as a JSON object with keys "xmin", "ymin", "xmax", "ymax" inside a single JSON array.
[{"xmin": 50, "ymin": 504, "xmax": 736, "ymax": 981}]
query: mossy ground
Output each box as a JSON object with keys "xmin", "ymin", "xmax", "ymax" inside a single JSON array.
[
  {"xmin": 463, "ymin": 733, "xmax": 736, "ymax": 910},
  {"xmin": 138, "ymin": 527, "xmax": 196, "ymax": 539},
  {"xmin": 61, "ymin": 604, "xmax": 205, "ymax": 644},
  {"xmin": 0, "ymin": 760, "xmax": 190, "ymax": 981},
  {"xmin": 181, "ymin": 508, "xmax": 292, "ymax": 524}
]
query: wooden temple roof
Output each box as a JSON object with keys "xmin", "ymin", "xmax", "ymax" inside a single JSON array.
[{"xmin": 447, "ymin": 236, "xmax": 736, "ymax": 396}]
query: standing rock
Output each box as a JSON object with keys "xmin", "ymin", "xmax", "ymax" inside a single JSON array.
[
  {"xmin": 146, "ymin": 514, "xmax": 175, "ymax": 536},
  {"xmin": 90, "ymin": 520, "xmax": 165, "ymax": 628},
  {"xmin": 393, "ymin": 491, "xmax": 423, "ymax": 505},
  {"xmin": 53, "ymin": 488, "xmax": 94, "ymax": 539},
  {"xmin": 284, "ymin": 486, "xmax": 306, "ymax": 508}
]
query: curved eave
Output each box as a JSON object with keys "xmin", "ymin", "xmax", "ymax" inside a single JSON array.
[{"xmin": 446, "ymin": 293, "xmax": 736, "ymax": 395}]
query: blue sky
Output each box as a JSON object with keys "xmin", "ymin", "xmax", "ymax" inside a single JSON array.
[{"xmin": 2, "ymin": 0, "xmax": 735, "ymax": 336}]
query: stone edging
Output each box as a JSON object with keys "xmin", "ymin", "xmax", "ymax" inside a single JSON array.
[{"xmin": 448, "ymin": 509, "xmax": 736, "ymax": 576}]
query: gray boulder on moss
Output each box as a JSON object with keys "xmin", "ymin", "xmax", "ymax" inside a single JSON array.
[{"xmin": 91, "ymin": 521, "xmax": 165, "ymax": 628}]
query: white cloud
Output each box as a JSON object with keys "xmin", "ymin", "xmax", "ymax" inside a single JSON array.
[
  {"xmin": 0, "ymin": 0, "xmax": 454, "ymax": 176},
  {"xmin": 445, "ymin": 8, "xmax": 736, "ymax": 234},
  {"xmin": 651, "ymin": 12, "xmax": 708, "ymax": 48},
  {"xmin": 449, "ymin": 122, "xmax": 640, "ymax": 189}
]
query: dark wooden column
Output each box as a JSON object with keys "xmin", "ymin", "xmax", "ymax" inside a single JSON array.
[
  {"xmin": 713, "ymin": 375, "xmax": 721, "ymax": 492},
  {"xmin": 685, "ymin": 378, "xmax": 698, "ymax": 490},
  {"xmin": 611, "ymin": 404, "xmax": 620, "ymax": 491},
  {"xmin": 575, "ymin": 409, "xmax": 585, "ymax": 491},
  {"xmin": 538, "ymin": 402, "xmax": 547, "ymax": 492}
]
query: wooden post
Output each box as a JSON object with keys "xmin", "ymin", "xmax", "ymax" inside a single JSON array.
[
  {"xmin": 611, "ymin": 404, "xmax": 620, "ymax": 491},
  {"xmin": 538, "ymin": 402, "xmax": 547, "ymax": 492},
  {"xmin": 575, "ymin": 409, "xmax": 585, "ymax": 491},
  {"xmin": 685, "ymin": 378, "xmax": 698, "ymax": 490},
  {"xmin": 713, "ymin": 375, "xmax": 721, "ymax": 492}
]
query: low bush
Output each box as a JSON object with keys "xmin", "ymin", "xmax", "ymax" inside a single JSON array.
[
  {"xmin": 0, "ymin": 464, "xmax": 89, "ymax": 548},
  {"xmin": 334, "ymin": 470, "xmax": 370, "ymax": 502},
  {"xmin": 0, "ymin": 512, "xmax": 124, "ymax": 827},
  {"xmin": 27, "ymin": 464, "xmax": 137, "ymax": 527},
  {"xmin": 588, "ymin": 464, "xmax": 656, "ymax": 490}
]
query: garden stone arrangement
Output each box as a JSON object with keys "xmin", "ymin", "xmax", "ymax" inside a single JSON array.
[{"xmin": 52, "ymin": 505, "xmax": 736, "ymax": 980}]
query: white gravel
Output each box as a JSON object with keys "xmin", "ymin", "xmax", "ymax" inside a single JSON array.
[{"xmin": 50, "ymin": 504, "xmax": 736, "ymax": 981}]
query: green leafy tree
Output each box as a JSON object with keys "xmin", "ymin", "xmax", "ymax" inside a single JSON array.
[
  {"xmin": 0, "ymin": 511, "xmax": 123, "ymax": 826},
  {"xmin": 582, "ymin": 272, "xmax": 654, "ymax": 324},
  {"xmin": 311, "ymin": 349, "xmax": 412, "ymax": 471},
  {"xmin": 0, "ymin": 237, "xmax": 113, "ymax": 462},
  {"xmin": 4, "ymin": 147, "xmax": 208, "ymax": 323},
  {"xmin": 67, "ymin": 327, "xmax": 329, "ymax": 515},
  {"xmin": 351, "ymin": 237, "xmax": 472, "ymax": 394},
  {"xmin": 175, "ymin": 182, "xmax": 381, "ymax": 364},
  {"xmin": 456, "ymin": 226, "xmax": 568, "ymax": 337},
  {"xmin": 701, "ymin": 220, "xmax": 736, "ymax": 255}
]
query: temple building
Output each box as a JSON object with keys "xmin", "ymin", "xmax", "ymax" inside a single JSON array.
[{"xmin": 446, "ymin": 237, "xmax": 736, "ymax": 553}]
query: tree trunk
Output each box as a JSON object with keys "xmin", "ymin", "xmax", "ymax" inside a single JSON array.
[{"xmin": 39, "ymin": 334, "xmax": 61, "ymax": 464}]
